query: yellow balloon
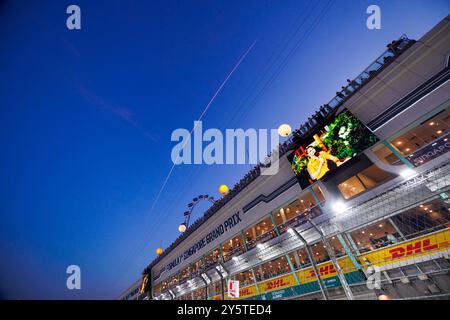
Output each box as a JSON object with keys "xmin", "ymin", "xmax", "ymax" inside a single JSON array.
[
  {"xmin": 219, "ymin": 184, "xmax": 229, "ymax": 195},
  {"xmin": 278, "ymin": 124, "xmax": 292, "ymax": 137},
  {"xmin": 178, "ymin": 223, "xmax": 187, "ymax": 233},
  {"xmin": 156, "ymin": 247, "xmax": 163, "ymax": 255}
]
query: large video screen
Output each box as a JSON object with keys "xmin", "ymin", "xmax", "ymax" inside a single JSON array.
[{"xmin": 288, "ymin": 110, "xmax": 378, "ymax": 189}]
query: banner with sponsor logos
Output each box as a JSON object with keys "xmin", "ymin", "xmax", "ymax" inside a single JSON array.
[
  {"xmin": 259, "ymin": 274, "xmax": 297, "ymax": 294},
  {"xmin": 219, "ymin": 229, "xmax": 449, "ymax": 300},
  {"xmin": 358, "ymin": 228, "xmax": 450, "ymax": 269},
  {"xmin": 223, "ymin": 284, "xmax": 258, "ymax": 300}
]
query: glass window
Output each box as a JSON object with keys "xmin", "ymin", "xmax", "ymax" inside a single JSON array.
[
  {"xmin": 372, "ymin": 144, "xmax": 402, "ymax": 165},
  {"xmin": 179, "ymin": 267, "xmax": 190, "ymax": 283},
  {"xmin": 204, "ymin": 248, "xmax": 219, "ymax": 270},
  {"xmin": 312, "ymin": 184, "xmax": 326, "ymax": 204},
  {"xmin": 154, "ymin": 283, "xmax": 163, "ymax": 295},
  {"xmin": 193, "ymin": 287, "xmax": 206, "ymax": 300},
  {"xmin": 178, "ymin": 293, "xmax": 191, "ymax": 300},
  {"xmin": 160, "ymin": 281, "xmax": 168, "ymax": 292},
  {"xmin": 338, "ymin": 164, "xmax": 395, "ymax": 199},
  {"xmin": 288, "ymin": 248, "xmax": 310, "ymax": 270},
  {"xmin": 234, "ymin": 269, "xmax": 255, "ymax": 287},
  {"xmin": 222, "ymin": 234, "xmax": 244, "ymax": 262},
  {"xmin": 168, "ymin": 274, "xmax": 178, "ymax": 288},
  {"xmin": 391, "ymin": 198, "xmax": 450, "ymax": 239},
  {"xmin": 390, "ymin": 108, "xmax": 450, "ymax": 157},
  {"xmin": 190, "ymin": 257, "xmax": 204, "ymax": 277},
  {"xmin": 256, "ymin": 255, "xmax": 291, "ymax": 281},
  {"xmin": 273, "ymin": 191, "xmax": 322, "ymax": 234},
  {"xmin": 350, "ymin": 219, "xmax": 399, "ymax": 253},
  {"xmin": 328, "ymin": 236, "xmax": 346, "ymax": 258},
  {"xmin": 244, "ymin": 216, "xmax": 277, "ymax": 250},
  {"xmin": 358, "ymin": 164, "xmax": 394, "ymax": 188},
  {"xmin": 209, "ymin": 280, "xmax": 224, "ymax": 297},
  {"xmin": 338, "ymin": 176, "xmax": 366, "ymax": 199},
  {"xmin": 311, "ymin": 241, "xmax": 331, "ymax": 264}
]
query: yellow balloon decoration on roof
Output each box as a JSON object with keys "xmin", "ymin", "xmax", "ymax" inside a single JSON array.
[
  {"xmin": 156, "ymin": 247, "xmax": 163, "ymax": 255},
  {"xmin": 278, "ymin": 124, "xmax": 292, "ymax": 137},
  {"xmin": 219, "ymin": 184, "xmax": 229, "ymax": 195},
  {"xmin": 178, "ymin": 223, "xmax": 187, "ymax": 233}
]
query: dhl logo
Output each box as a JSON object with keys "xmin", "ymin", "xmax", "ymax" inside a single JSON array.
[
  {"xmin": 265, "ymin": 278, "xmax": 289, "ymax": 290},
  {"xmin": 385, "ymin": 238, "xmax": 446, "ymax": 261},
  {"xmin": 307, "ymin": 264, "xmax": 337, "ymax": 279},
  {"xmin": 240, "ymin": 288, "xmax": 253, "ymax": 296}
]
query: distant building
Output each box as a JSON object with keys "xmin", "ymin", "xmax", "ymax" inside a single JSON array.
[{"xmin": 119, "ymin": 279, "xmax": 147, "ymax": 300}]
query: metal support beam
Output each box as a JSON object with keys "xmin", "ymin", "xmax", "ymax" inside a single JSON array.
[
  {"xmin": 336, "ymin": 233, "xmax": 366, "ymax": 276},
  {"xmin": 285, "ymin": 253, "xmax": 300, "ymax": 285},
  {"xmin": 269, "ymin": 212, "xmax": 281, "ymax": 236},
  {"xmin": 199, "ymin": 275, "xmax": 209, "ymax": 300},
  {"xmin": 241, "ymin": 231, "xmax": 248, "ymax": 251},
  {"xmin": 250, "ymin": 269, "xmax": 261, "ymax": 295},
  {"xmin": 308, "ymin": 185, "xmax": 324, "ymax": 208},
  {"xmin": 308, "ymin": 218, "xmax": 354, "ymax": 300},
  {"xmin": 388, "ymin": 217, "xmax": 406, "ymax": 241},
  {"xmin": 289, "ymin": 228, "xmax": 329, "ymax": 300},
  {"xmin": 214, "ymin": 267, "xmax": 225, "ymax": 300},
  {"xmin": 218, "ymin": 243, "xmax": 224, "ymax": 264},
  {"xmin": 383, "ymin": 140, "xmax": 414, "ymax": 168}
]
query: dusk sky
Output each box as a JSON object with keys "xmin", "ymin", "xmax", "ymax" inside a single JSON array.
[{"xmin": 0, "ymin": 0, "xmax": 448, "ymax": 299}]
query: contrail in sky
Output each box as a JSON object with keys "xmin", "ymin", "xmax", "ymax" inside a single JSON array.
[
  {"xmin": 106, "ymin": 39, "xmax": 259, "ymax": 297},
  {"xmin": 145, "ymin": 38, "xmax": 259, "ymax": 225}
]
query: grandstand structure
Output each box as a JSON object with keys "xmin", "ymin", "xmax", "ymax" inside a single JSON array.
[{"xmin": 139, "ymin": 16, "xmax": 450, "ymax": 300}]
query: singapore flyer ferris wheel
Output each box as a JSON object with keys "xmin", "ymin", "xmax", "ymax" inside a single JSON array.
[{"xmin": 178, "ymin": 194, "xmax": 216, "ymax": 233}]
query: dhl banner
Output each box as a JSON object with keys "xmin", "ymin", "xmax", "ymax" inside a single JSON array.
[
  {"xmin": 224, "ymin": 284, "xmax": 258, "ymax": 300},
  {"xmin": 259, "ymin": 273, "xmax": 296, "ymax": 294},
  {"xmin": 182, "ymin": 228, "xmax": 450, "ymax": 300},
  {"xmin": 296, "ymin": 256, "xmax": 357, "ymax": 285},
  {"xmin": 239, "ymin": 284, "xmax": 258, "ymax": 298},
  {"xmin": 233, "ymin": 229, "xmax": 449, "ymax": 300},
  {"xmin": 359, "ymin": 228, "xmax": 450, "ymax": 270}
]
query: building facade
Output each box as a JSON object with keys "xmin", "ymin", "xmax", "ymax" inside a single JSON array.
[
  {"xmin": 119, "ymin": 279, "xmax": 148, "ymax": 300},
  {"xmin": 144, "ymin": 16, "xmax": 450, "ymax": 301}
]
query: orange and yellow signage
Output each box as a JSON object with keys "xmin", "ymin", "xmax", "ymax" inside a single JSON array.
[{"xmin": 360, "ymin": 228, "xmax": 450, "ymax": 268}]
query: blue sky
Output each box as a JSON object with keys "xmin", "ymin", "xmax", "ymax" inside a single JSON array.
[{"xmin": 0, "ymin": 0, "xmax": 448, "ymax": 299}]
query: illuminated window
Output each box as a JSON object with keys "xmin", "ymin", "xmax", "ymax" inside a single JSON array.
[
  {"xmin": 234, "ymin": 269, "xmax": 255, "ymax": 287},
  {"xmin": 310, "ymin": 241, "xmax": 332, "ymax": 264},
  {"xmin": 390, "ymin": 108, "xmax": 450, "ymax": 157},
  {"xmin": 193, "ymin": 287, "xmax": 206, "ymax": 300},
  {"xmin": 244, "ymin": 217, "xmax": 277, "ymax": 250},
  {"xmin": 338, "ymin": 176, "xmax": 365, "ymax": 199},
  {"xmin": 222, "ymin": 234, "xmax": 244, "ymax": 262},
  {"xmin": 338, "ymin": 165, "xmax": 394, "ymax": 199},
  {"xmin": 209, "ymin": 280, "xmax": 224, "ymax": 296},
  {"xmin": 327, "ymin": 236, "xmax": 346, "ymax": 258},
  {"xmin": 372, "ymin": 144, "xmax": 402, "ymax": 165},
  {"xmin": 391, "ymin": 198, "xmax": 450, "ymax": 239},
  {"xmin": 288, "ymin": 248, "xmax": 310, "ymax": 270},
  {"xmin": 350, "ymin": 219, "xmax": 398, "ymax": 253},
  {"xmin": 312, "ymin": 184, "xmax": 326, "ymax": 204},
  {"xmin": 204, "ymin": 248, "xmax": 219, "ymax": 269},
  {"xmin": 358, "ymin": 165, "xmax": 394, "ymax": 188},
  {"xmin": 256, "ymin": 256, "xmax": 291, "ymax": 281},
  {"xmin": 274, "ymin": 190, "xmax": 322, "ymax": 234},
  {"xmin": 179, "ymin": 267, "xmax": 190, "ymax": 283}
]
